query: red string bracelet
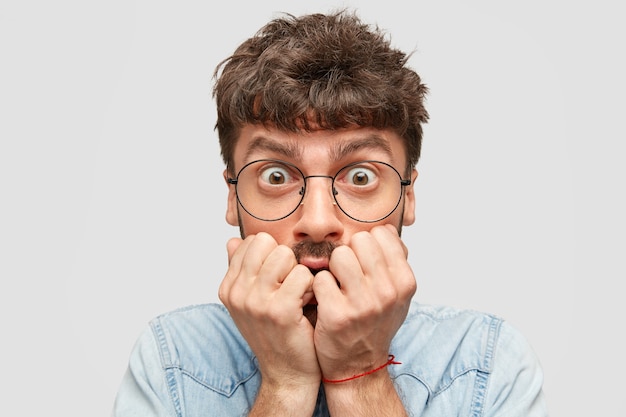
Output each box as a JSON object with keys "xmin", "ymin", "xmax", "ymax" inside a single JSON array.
[{"xmin": 322, "ymin": 355, "xmax": 401, "ymax": 384}]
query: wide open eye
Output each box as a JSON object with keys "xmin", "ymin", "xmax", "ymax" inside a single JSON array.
[
  {"xmin": 345, "ymin": 166, "xmax": 377, "ymax": 186},
  {"xmin": 259, "ymin": 165, "xmax": 292, "ymax": 185}
]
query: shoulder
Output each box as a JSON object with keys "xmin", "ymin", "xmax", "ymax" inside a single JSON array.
[
  {"xmin": 391, "ymin": 303, "xmax": 542, "ymax": 398},
  {"xmin": 396, "ymin": 303, "xmax": 504, "ymax": 357},
  {"xmin": 149, "ymin": 303, "xmax": 242, "ymax": 350},
  {"xmin": 112, "ymin": 304, "xmax": 259, "ymax": 415},
  {"xmin": 146, "ymin": 303, "xmax": 257, "ymax": 396}
]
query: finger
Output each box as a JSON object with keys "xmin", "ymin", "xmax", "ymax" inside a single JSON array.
[
  {"xmin": 312, "ymin": 269, "xmax": 343, "ymax": 308},
  {"xmin": 349, "ymin": 230, "xmax": 387, "ymax": 282},
  {"xmin": 239, "ymin": 232, "xmax": 278, "ymax": 279},
  {"xmin": 327, "ymin": 245, "xmax": 363, "ymax": 293},
  {"xmin": 257, "ymin": 244, "xmax": 298, "ymax": 288},
  {"xmin": 348, "ymin": 228, "xmax": 415, "ymax": 302},
  {"xmin": 220, "ymin": 233, "xmax": 277, "ymax": 302},
  {"xmin": 382, "ymin": 223, "xmax": 409, "ymax": 258},
  {"xmin": 371, "ymin": 225, "xmax": 417, "ymax": 295},
  {"xmin": 375, "ymin": 224, "xmax": 408, "ymax": 260},
  {"xmin": 219, "ymin": 236, "xmax": 249, "ymax": 301},
  {"xmin": 350, "ymin": 225, "xmax": 407, "ymax": 280},
  {"xmin": 279, "ymin": 264, "xmax": 316, "ymax": 308},
  {"xmin": 226, "ymin": 237, "xmax": 244, "ymax": 264}
]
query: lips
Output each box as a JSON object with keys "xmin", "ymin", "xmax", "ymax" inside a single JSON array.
[{"xmin": 298, "ymin": 256, "xmax": 329, "ymax": 273}]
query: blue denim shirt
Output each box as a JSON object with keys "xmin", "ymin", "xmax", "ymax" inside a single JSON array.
[{"xmin": 112, "ymin": 302, "xmax": 548, "ymax": 416}]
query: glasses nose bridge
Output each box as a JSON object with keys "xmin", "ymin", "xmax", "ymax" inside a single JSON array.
[
  {"xmin": 300, "ymin": 174, "xmax": 337, "ymax": 203},
  {"xmin": 303, "ymin": 174, "xmax": 335, "ymax": 182}
]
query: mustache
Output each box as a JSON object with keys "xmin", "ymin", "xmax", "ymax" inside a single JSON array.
[{"xmin": 292, "ymin": 240, "xmax": 339, "ymax": 262}]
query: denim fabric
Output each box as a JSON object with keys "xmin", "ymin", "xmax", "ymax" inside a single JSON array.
[{"xmin": 112, "ymin": 302, "xmax": 548, "ymax": 416}]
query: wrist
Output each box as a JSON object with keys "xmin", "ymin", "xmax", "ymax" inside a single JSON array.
[
  {"xmin": 323, "ymin": 369, "xmax": 407, "ymax": 416},
  {"xmin": 251, "ymin": 379, "xmax": 320, "ymax": 416},
  {"xmin": 322, "ymin": 355, "xmax": 400, "ymax": 384}
]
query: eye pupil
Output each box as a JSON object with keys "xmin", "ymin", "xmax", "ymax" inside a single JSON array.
[
  {"xmin": 352, "ymin": 172, "xmax": 369, "ymax": 185},
  {"xmin": 269, "ymin": 172, "xmax": 285, "ymax": 184}
]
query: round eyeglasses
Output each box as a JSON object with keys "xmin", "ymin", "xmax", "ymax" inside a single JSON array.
[{"xmin": 227, "ymin": 159, "xmax": 411, "ymax": 223}]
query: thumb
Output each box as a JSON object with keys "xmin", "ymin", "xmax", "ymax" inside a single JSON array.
[
  {"xmin": 280, "ymin": 264, "xmax": 315, "ymax": 304},
  {"xmin": 312, "ymin": 270, "xmax": 342, "ymax": 305}
]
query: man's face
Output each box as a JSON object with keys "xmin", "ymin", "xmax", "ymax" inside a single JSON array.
[{"xmin": 224, "ymin": 124, "xmax": 417, "ymax": 273}]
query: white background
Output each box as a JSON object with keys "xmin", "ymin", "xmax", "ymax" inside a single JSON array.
[{"xmin": 1, "ymin": 0, "xmax": 624, "ymax": 415}]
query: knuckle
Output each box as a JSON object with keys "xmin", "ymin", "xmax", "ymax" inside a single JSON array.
[
  {"xmin": 331, "ymin": 245, "xmax": 352, "ymax": 258},
  {"xmin": 406, "ymin": 278, "xmax": 418, "ymax": 297},
  {"xmin": 217, "ymin": 286, "xmax": 228, "ymax": 305},
  {"xmin": 291, "ymin": 263, "xmax": 314, "ymax": 278},
  {"xmin": 255, "ymin": 231, "xmax": 277, "ymax": 247},
  {"xmin": 378, "ymin": 283, "xmax": 400, "ymax": 307},
  {"xmin": 351, "ymin": 230, "xmax": 372, "ymax": 245},
  {"xmin": 275, "ymin": 244, "xmax": 296, "ymax": 261}
]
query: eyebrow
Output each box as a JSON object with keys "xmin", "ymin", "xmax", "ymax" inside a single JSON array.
[
  {"xmin": 329, "ymin": 134, "xmax": 394, "ymax": 162},
  {"xmin": 243, "ymin": 136, "xmax": 302, "ymax": 162},
  {"xmin": 243, "ymin": 133, "xmax": 394, "ymax": 163}
]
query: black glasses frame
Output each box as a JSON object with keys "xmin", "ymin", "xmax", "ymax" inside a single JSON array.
[{"xmin": 227, "ymin": 159, "xmax": 411, "ymax": 223}]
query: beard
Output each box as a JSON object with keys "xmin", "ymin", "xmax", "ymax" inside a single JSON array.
[{"xmin": 292, "ymin": 240, "xmax": 338, "ymax": 268}]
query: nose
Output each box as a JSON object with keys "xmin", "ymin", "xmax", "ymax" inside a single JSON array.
[{"xmin": 292, "ymin": 176, "xmax": 344, "ymax": 242}]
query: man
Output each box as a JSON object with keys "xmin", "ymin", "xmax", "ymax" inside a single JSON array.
[{"xmin": 112, "ymin": 10, "xmax": 547, "ymax": 416}]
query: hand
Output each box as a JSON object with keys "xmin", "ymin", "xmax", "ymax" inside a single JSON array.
[
  {"xmin": 218, "ymin": 232, "xmax": 321, "ymax": 389},
  {"xmin": 312, "ymin": 224, "xmax": 417, "ymax": 381}
]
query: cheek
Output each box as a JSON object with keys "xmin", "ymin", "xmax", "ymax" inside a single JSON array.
[
  {"xmin": 237, "ymin": 210, "xmax": 404, "ymax": 242},
  {"xmin": 238, "ymin": 215, "xmax": 295, "ymax": 242},
  {"xmin": 370, "ymin": 205, "xmax": 404, "ymax": 230}
]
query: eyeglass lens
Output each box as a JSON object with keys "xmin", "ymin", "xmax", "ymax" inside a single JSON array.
[{"xmin": 233, "ymin": 160, "xmax": 406, "ymax": 222}]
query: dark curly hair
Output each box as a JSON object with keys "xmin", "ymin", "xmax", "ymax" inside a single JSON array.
[{"xmin": 213, "ymin": 10, "xmax": 429, "ymax": 171}]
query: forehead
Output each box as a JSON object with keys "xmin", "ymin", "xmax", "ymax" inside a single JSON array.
[{"xmin": 233, "ymin": 124, "xmax": 408, "ymax": 170}]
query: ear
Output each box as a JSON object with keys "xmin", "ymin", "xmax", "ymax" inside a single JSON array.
[
  {"xmin": 223, "ymin": 169, "xmax": 239, "ymax": 226},
  {"xmin": 402, "ymin": 169, "xmax": 418, "ymax": 226}
]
